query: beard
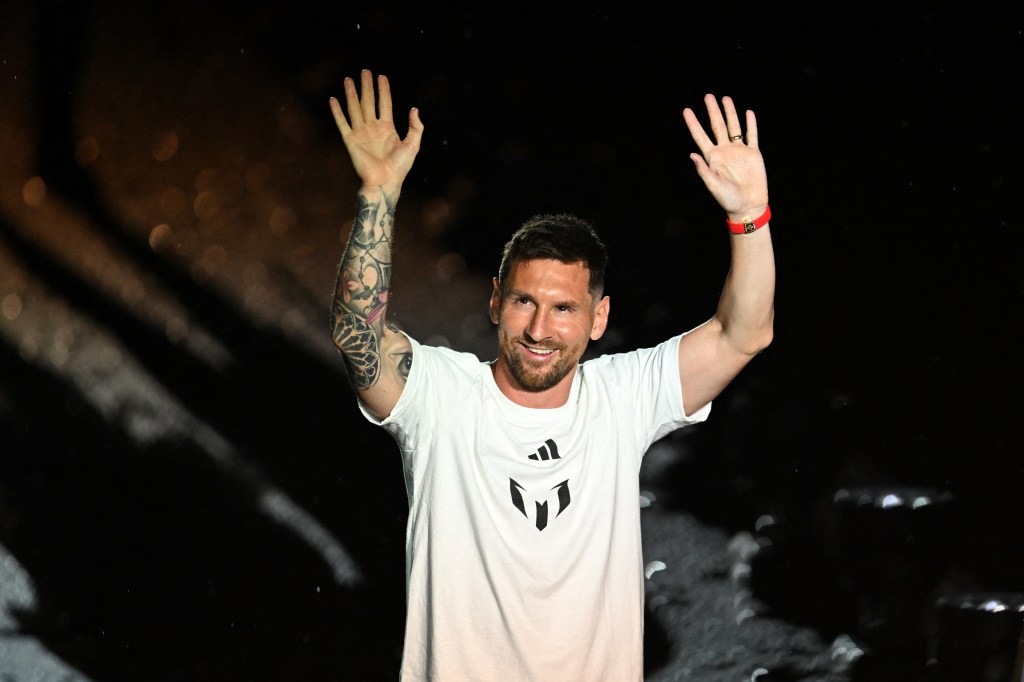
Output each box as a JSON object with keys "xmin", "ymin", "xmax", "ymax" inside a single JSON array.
[{"xmin": 496, "ymin": 328, "xmax": 587, "ymax": 393}]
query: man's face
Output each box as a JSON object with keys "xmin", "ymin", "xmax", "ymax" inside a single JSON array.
[{"xmin": 490, "ymin": 259, "xmax": 609, "ymax": 395}]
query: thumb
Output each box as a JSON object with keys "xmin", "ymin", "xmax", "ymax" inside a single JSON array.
[
  {"xmin": 689, "ymin": 153, "xmax": 713, "ymax": 184},
  {"xmin": 404, "ymin": 107, "xmax": 424, "ymax": 149}
]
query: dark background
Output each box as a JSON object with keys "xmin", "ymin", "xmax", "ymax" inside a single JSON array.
[{"xmin": 1, "ymin": 1, "xmax": 1022, "ymax": 680}]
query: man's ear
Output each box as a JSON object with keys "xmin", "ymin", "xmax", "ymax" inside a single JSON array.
[
  {"xmin": 489, "ymin": 277, "xmax": 501, "ymax": 324},
  {"xmin": 590, "ymin": 295, "xmax": 610, "ymax": 341}
]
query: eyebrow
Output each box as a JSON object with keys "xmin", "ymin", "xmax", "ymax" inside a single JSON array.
[{"xmin": 507, "ymin": 289, "xmax": 581, "ymax": 310}]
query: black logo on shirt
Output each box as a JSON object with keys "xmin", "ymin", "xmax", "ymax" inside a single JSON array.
[
  {"xmin": 527, "ymin": 439, "xmax": 560, "ymax": 461},
  {"xmin": 510, "ymin": 479, "xmax": 571, "ymax": 531}
]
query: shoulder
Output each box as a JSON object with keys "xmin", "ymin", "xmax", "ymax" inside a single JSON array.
[
  {"xmin": 366, "ymin": 336, "xmax": 485, "ymax": 425},
  {"xmin": 418, "ymin": 341, "xmax": 484, "ymax": 372},
  {"xmin": 405, "ymin": 337, "xmax": 487, "ymax": 389},
  {"xmin": 581, "ymin": 335, "xmax": 684, "ymax": 377}
]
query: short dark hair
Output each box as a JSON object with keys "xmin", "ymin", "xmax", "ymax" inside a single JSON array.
[{"xmin": 498, "ymin": 213, "xmax": 608, "ymax": 297}]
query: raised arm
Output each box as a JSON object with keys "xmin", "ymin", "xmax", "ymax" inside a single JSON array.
[
  {"xmin": 676, "ymin": 94, "xmax": 775, "ymax": 416},
  {"xmin": 329, "ymin": 70, "xmax": 424, "ymax": 419}
]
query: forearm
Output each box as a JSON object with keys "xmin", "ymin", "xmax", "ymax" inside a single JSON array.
[
  {"xmin": 331, "ymin": 185, "xmax": 399, "ymax": 389},
  {"xmin": 714, "ymin": 225, "xmax": 775, "ymax": 355}
]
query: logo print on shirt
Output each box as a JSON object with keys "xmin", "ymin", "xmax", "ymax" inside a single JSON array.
[
  {"xmin": 509, "ymin": 479, "xmax": 571, "ymax": 531},
  {"xmin": 527, "ymin": 439, "xmax": 560, "ymax": 461}
]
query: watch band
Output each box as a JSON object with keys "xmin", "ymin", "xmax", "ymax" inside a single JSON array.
[{"xmin": 726, "ymin": 205, "xmax": 771, "ymax": 234}]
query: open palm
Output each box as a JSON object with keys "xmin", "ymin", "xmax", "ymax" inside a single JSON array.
[
  {"xmin": 683, "ymin": 94, "xmax": 768, "ymax": 220},
  {"xmin": 329, "ymin": 70, "xmax": 424, "ymax": 192}
]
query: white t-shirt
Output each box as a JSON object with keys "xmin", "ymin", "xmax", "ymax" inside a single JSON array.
[{"xmin": 360, "ymin": 333, "xmax": 710, "ymax": 681}]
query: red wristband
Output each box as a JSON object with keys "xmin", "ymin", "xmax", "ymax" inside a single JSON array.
[{"xmin": 726, "ymin": 205, "xmax": 771, "ymax": 234}]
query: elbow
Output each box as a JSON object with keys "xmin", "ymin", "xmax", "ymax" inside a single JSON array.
[
  {"xmin": 753, "ymin": 311, "xmax": 775, "ymax": 354},
  {"xmin": 753, "ymin": 325, "xmax": 773, "ymax": 355},
  {"xmin": 725, "ymin": 310, "xmax": 774, "ymax": 357},
  {"xmin": 751, "ymin": 310, "xmax": 774, "ymax": 355},
  {"xmin": 738, "ymin": 328, "xmax": 773, "ymax": 358}
]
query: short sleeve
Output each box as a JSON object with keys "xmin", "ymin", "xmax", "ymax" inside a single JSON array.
[{"xmin": 586, "ymin": 334, "xmax": 711, "ymax": 455}]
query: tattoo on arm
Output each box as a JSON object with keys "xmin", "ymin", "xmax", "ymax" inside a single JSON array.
[
  {"xmin": 392, "ymin": 349, "xmax": 413, "ymax": 382},
  {"xmin": 331, "ymin": 190, "xmax": 401, "ymax": 390}
]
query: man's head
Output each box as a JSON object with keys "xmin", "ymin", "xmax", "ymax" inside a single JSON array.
[
  {"xmin": 489, "ymin": 214, "xmax": 610, "ymax": 403},
  {"xmin": 497, "ymin": 213, "xmax": 607, "ymax": 300}
]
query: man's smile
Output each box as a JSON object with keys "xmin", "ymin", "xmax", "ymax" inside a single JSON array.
[{"xmin": 520, "ymin": 342, "xmax": 560, "ymax": 359}]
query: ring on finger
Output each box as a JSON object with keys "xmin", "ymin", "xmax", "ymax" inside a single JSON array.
[{"xmin": 729, "ymin": 134, "xmax": 743, "ymax": 142}]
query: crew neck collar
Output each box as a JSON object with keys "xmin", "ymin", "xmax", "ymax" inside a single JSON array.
[{"xmin": 483, "ymin": 361, "xmax": 582, "ymax": 420}]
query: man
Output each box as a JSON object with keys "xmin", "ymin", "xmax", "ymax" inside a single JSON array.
[{"xmin": 329, "ymin": 70, "xmax": 774, "ymax": 681}]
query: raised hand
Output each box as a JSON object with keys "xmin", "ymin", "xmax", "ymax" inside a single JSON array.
[
  {"xmin": 329, "ymin": 70, "xmax": 424, "ymax": 193},
  {"xmin": 683, "ymin": 95, "xmax": 768, "ymax": 222}
]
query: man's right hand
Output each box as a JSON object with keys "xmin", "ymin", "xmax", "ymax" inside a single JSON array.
[
  {"xmin": 330, "ymin": 70, "xmax": 420, "ymax": 420},
  {"xmin": 329, "ymin": 70, "xmax": 424, "ymax": 195}
]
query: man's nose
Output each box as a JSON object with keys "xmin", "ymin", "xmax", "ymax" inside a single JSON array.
[{"xmin": 524, "ymin": 309, "xmax": 552, "ymax": 342}]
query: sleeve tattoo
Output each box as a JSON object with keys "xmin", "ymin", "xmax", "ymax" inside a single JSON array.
[{"xmin": 331, "ymin": 190, "xmax": 411, "ymax": 390}]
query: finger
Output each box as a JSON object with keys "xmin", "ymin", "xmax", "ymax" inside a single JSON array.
[
  {"xmin": 688, "ymin": 152, "xmax": 716, "ymax": 188},
  {"xmin": 745, "ymin": 109, "xmax": 759, "ymax": 149},
  {"xmin": 722, "ymin": 96, "xmax": 743, "ymax": 142},
  {"xmin": 404, "ymin": 107, "xmax": 424, "ymax": 150},
  {"xmin": 682, "ymin": 107, "xmax": 714, "ymax": 156},
  {"xmin": 329, "ymin": 96, "xmax": 352, "ymax": 137},
  {"xmin": 360, "ymin": 69, "xmax": 377, "ymax": 121},
  {"xmin": 377, "ymin": 74, "xmax": 394, "ymax": 122},
  {"xmin": 703, "ymin": 93, "xmax": 729, "ymax": 144},
  {"xmin": 343, "ymin": 76, "xmax": 364, "ymax": 127}
]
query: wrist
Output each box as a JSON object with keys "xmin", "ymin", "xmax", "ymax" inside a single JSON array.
[
  {"xmin": 358, "ymin": 182, "xmax": 402, "ymax": 201},
  {"xmin": 726, "ymin": 203, "xmax": 769, "ymax": 224},
  {"xmin": 726, "ymin": 204, "xmax": 770, "ymax": 235}
]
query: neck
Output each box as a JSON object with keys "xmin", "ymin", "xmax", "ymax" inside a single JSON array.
[{"xmin": 490, "ymin": 361, "xmax": 576, "ymax": 409}]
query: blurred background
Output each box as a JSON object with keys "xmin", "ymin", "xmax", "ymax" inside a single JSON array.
[{"xmin": 0, "ymin": 1, "xmax": 1021, "ymax": 680}]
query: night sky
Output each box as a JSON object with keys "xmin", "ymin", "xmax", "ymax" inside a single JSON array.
[{"xmin": 1, "ymin": 1, "xmax": 1022, "ymax": 680}]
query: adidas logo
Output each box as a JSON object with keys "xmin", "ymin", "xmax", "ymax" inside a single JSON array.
[{"xmin": 528, "ymin": 439, "xmax": 560, "ymax": 461}]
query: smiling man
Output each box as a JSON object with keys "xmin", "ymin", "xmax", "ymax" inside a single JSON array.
[
  {"xmin": 329, "ymin": 70, "xmax": 775, "ymax": 681},
  {"xmin": 490, "ymin": 216, "xmax": 610, "ymax": 406}
]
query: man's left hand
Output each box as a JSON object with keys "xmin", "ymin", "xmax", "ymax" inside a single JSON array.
[{"xmin": 683, "ymin": 94, "xmax": 769, "ymax": 222}]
